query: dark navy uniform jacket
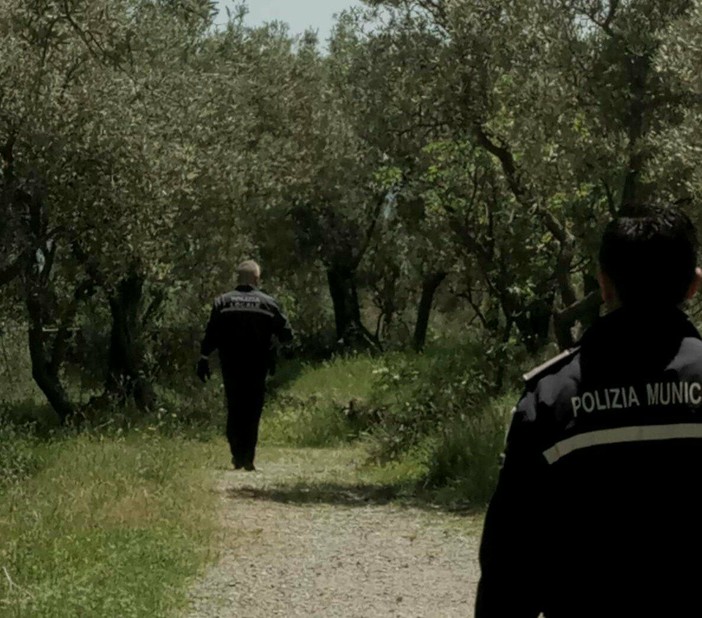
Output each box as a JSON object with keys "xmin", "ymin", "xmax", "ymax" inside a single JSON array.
[
  {"xmin": 200, "ymin": 285, "xmax": 293, "ymax": 374},
  {"xmin": 476, "ymin": 306, "xmax": 702, "ymax": 618}
]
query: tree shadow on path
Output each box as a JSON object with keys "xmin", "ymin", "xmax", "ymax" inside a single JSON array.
[{"xmin": 225, "ymin": 482, "xmax": 479, "ymax": 515}]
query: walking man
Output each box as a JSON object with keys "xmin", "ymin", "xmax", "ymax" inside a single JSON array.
[
  {"xmin": 197, "ymin": 260, "xmax": 293, "ymax": 471},
  {"xmin": 477, "ymin": 205, "xmax": 702, "ymax": 617}
]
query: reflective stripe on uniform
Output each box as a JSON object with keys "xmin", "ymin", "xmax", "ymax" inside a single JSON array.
[
  {"xmin": 543, "ymin": 423, "xmax": 702, "ymax": 464},
  {"xmin": 220, "ymin": 306, "xmax": 274, "ymax": 318}
]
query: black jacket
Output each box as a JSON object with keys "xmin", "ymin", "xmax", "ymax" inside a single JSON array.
[
  {"xmin": 476, "ymin": 307, "xmax": 702, "ymax": 618},
  {"xmin": 200, "ymin": 285, "xmax": 293, "ymax": 373}
]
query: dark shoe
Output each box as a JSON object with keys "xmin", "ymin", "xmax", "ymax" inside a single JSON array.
[
  {"xmin": 232, "ymin": 456, "xmax": 244, "ymax": 470},
  {"xmin": 196, "ymin": 358, "xmax": 211, "ymax": 383},
  {"xmin": 244, "ymin": 463, "xmax": 256, "ymax": 472}
]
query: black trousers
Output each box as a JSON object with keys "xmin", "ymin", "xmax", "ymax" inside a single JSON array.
[{"xmin": 223, "ymin": 369, "xmax": 267, "ymax": 467}]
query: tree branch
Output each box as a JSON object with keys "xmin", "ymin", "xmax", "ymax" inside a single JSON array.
[
  {"xmin": 553, "ymin": 290, "xmax": 602, "ymax": 349},
  {"xmin": 472, "ymin": 123, "xmax": 570, "ymax": 245},
  {"xmin": 602, "ymin": 0, "xmax": 619, "ymax": 33},
  {"xmin": 353, "ymin": 192, "xmax": 386, "ymax": 269},
  {"xmin": 572, "ymin": 0, "xmax": 619, "ymax": 37},
  {"xmin": 454, "ymin": 285, "xmax": 489, "ymax": 330},
  {"xmin": 602, "ymin": 178, "xmax": 617, "ymax": 215},
  {"xmin": 50, "ymin": 278, "xmax": 96, "ymax": 374}
]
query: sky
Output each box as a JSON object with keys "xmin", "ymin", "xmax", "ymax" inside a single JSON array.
[{"xmin": 217, "ymin": 1, "xmax": 364, "ymax": 41}]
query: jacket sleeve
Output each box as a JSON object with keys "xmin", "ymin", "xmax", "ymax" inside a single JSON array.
[
  {"xmin": 200, "ymin": 303, "xmax": 220, "ymax": 357},
  {"xmin": 475, "ymin": 389, "xmax": 549, "ymax": 618},
  {"xmin": 272, "ymin": 302, "xmax": 294, "ymax": 344}
]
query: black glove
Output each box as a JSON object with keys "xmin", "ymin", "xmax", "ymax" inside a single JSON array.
[{"xmin": 196, "ymin": 357, "xmax": 211, "ymax": 383}]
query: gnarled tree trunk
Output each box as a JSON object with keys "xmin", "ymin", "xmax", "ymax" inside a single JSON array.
[
  {"xmin": 327, "ymin": 266, "xmax": 378, "ymax": 350},
  {"xmin": 413, "ymin": 271, "xmax": 448, "ymax": 352},
  {"xmin": 26, "ymin": 292, "xmax": 76, "ymax": 423},
  {"xmin": 105, "ymin": 270, "xmax": 155, "ymax": 410}
]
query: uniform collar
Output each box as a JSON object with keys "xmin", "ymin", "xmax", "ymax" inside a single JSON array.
[
  {"xmin": 235, "ymin": 285, "xmax": 258, "ymax": 292},
  {"xmin": 578, "ymin": 305, "xmax": 700, "ymax": 383},
  {"xmin": 592, "ymin": 305, "xmax": 697, "ymax": 335}
]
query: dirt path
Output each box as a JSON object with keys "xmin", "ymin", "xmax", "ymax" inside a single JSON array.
[{"xmin": 186, "ymin": 447, "xmax": 481, "ymax": 618}]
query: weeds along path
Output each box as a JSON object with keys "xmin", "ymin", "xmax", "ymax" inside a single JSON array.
[{"xmin": 186, "ymin": 446, "xmax": 481, "ymax": 618}]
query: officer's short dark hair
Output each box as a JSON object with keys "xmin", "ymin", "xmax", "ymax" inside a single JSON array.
[{"xmin": 599, "ymin": 205, "xmax": 698, "ymax": 307}]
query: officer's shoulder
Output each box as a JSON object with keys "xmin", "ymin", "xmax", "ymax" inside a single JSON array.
[
  {"xmin": 213, "ymin": 291, "xmax": 237, "ymax": 306},
  {"xmin": 522, "ymin": 347, "xmax": 580, "ymax": 387},
  {"xmin": 255, "ymin": 289, "xmax": 279, "ymax": 305},
  {"xmin": 681, "ymin": 334, "xmax": 702, "ymax": 352},
  {"xmin": 676, "ymin": 335, "xmax": 702, "ymax": 371}
]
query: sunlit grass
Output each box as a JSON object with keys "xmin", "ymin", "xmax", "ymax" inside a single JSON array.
[
  {"xmin": 274, "ymin": 354, "xmax": 379, "ymax": 402},
  {"xmin": 261, "ymin": 354, "xmax": 380, "ymax": 447},
  {"xmin": 0, "ymin": 346, "xmax": 500, "ymax": 618},
  {"xmin": 0, "ymin": 432, "xmax": 219, "ymax": 617}
]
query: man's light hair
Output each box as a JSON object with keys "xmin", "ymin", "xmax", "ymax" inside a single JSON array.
[{"xmin": 237, "ymin": 260, "xmax": 261, "ymax": 285}]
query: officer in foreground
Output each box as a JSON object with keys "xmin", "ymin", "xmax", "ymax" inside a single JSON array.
[
  {"xmin": 476, "ymin": 206, "xmax": 702, "ymax": 617},
  {"xmin": 197, "ymin": 260, "xmax": 293, "ymax": 471}
]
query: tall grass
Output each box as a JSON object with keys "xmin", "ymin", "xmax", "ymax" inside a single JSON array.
[
  {"xmin": 424, "ymin": 393, "xmax": 514, "ymax": 505},
  {"xmin": 0, "ymin": 430, "xmax": 219, "ymax": 617}
]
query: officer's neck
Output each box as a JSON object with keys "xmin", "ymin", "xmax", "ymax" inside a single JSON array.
[{"xmin": 605, "ymin": 302, "xmax": 687, "ymax": 318}]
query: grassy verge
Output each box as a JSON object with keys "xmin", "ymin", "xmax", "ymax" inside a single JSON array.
[
  {"xmin": 0, "ymin": 344, "xmax": 510, "ymax": 617},
  {"xmin": 259, "ymin": 350, "xmax": 514, "ymax": 509},
  {"xmin": 0, "ymin": 430, "xmax": 219, "ymax": 617},
  {"xmin": 261, "ymin": 354, "xmax": 380, "ymax": 447}
]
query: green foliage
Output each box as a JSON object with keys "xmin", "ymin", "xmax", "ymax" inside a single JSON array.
[
  {"xmin": 366, "ymin": 343, "xmax": 504, "ymax": 461},
  {"xmin": 260, "ymin": 348, "xmax": 516, "ymax": 505},
  {"xmin": 262, "ymin": 355, "xmax": 379, "ymax": 446}
]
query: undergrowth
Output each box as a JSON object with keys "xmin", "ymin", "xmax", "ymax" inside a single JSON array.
[
  {"xmin": 261, "ymin": 354, "xmax": 380, "ymax": 447},
  {"xmin": 0, "ymin": 340, "xmax": 520, "ymax": 618},
  {"xmin": 0, "ymin": 421, "xmax": 219, "ymax": 617}
]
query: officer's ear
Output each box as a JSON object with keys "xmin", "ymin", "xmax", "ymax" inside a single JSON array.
[
  {"xmin": 597, "ymin": 270, "xmax": 618, "ymax": 308},
  {"xmin": 685, "ymin": 267, "xmax": 702, "ymax": 300}
]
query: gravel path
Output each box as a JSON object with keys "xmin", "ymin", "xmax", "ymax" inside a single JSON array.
[{"xmin": 186, "ymin": 448, "xmax": 481, "ymax": 618}]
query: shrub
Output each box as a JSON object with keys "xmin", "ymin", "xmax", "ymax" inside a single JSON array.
[
  {"xmin": 366, "ymin": 343, "xmax": 496, "ymax": 460},
  {"xmin": 424, "ymin": 393, "xmax": 515, "ymax": 505},
  {"xmin": 360, "ymin": 342, "xmax": 521, "ymax": 505},
  {"xmin": 261, "ymin": 354, "xmax": 379, "ymax": 447}
]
